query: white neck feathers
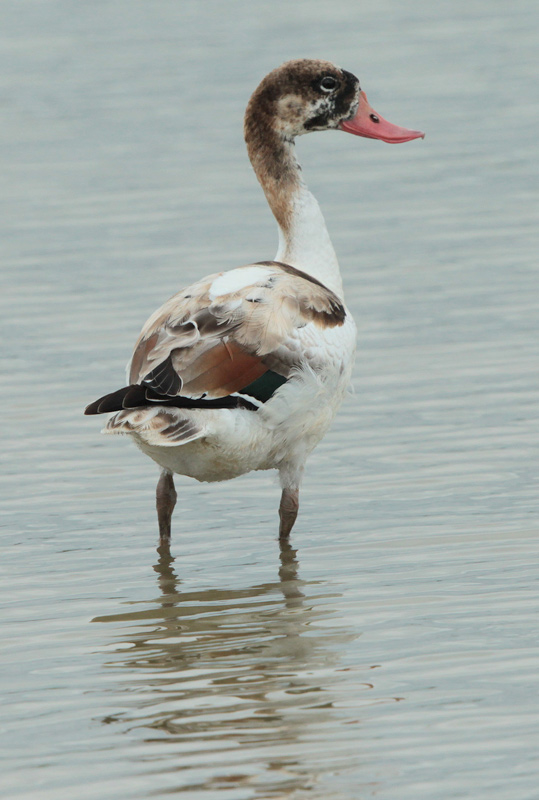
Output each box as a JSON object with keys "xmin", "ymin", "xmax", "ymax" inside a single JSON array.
[
  {"xmin": 274, "ymin": 178, "xmax": 343, "ymax": 297},
  {"xmin": 245, "ymin": 115, "xmax": 344, "ymax": 298}
]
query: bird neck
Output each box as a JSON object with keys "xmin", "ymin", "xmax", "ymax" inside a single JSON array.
[{"xmin": 245, "ymin": 121, "xmax": 343, "ymax": 298}]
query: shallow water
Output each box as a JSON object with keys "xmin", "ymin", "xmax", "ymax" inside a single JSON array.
[{"xmin": 1, "ymin": 1, "xmax": 539, "ymax": 798}]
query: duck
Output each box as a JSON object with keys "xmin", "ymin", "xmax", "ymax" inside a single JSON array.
[{"xmin": 85, "ymin": 59, "xmax": 424, "ymax": 547}]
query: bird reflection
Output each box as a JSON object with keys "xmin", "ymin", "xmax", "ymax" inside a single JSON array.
[{"xmin": 93, "ymin": 539, "xmax": 355, "ymax": 796}]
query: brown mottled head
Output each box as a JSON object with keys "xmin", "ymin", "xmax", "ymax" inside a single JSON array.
[
  {"xmin": 245, "ymin": 59, "xmax": 360, "ymax": 142},
  {"xmin": 244, "ymin": 60, "xmax": 361, "ymax": 227},
  {"xmin": 244, "ymin": 60, "xmax": 423, "ymax": 229}
]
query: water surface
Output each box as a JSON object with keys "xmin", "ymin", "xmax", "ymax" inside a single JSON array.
[{"xmin": 1, "ymin": 1, "xmax": 538, "ymax": 798}]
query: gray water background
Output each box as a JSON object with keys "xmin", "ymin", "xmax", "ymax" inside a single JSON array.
[{"xmin": 1, "ymin": 1, "xmax": 538, "ymax": 798}]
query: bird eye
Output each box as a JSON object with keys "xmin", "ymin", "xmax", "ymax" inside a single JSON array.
[{"xmin": 319, "ymin": 76, "xmax": 338, "ymax": 92}]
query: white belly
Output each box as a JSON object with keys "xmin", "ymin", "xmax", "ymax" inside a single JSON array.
[
  {"xmin": 134, "ymin": 369, "xmax": 350, "ymax": 482},
  {"xmin": 119, "ymin": 315, "xmax": 357, "ymax": 483}
]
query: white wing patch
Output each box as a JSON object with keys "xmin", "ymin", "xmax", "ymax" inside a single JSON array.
[{"xmin": 208, "ymin": 266, "xmax": 273, "ymax": 300}]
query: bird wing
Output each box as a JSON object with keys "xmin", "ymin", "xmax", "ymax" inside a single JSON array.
[{"xmin": 128, "ymin": 261, "xmax": 346, "ymax": 400}]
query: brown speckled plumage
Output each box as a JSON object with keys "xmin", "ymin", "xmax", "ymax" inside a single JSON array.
[
  {"xmin": 124, "ymin": 260, "xmax": 346, "ymax": 397},
  {"xmin": 244, "ymin": 59, "xmax": 360, "ymax": 231}
]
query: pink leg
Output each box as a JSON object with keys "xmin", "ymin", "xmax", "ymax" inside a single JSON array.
[{"xmin": 156, "ymin": 470, "xmax": 177, "ymax": 545}]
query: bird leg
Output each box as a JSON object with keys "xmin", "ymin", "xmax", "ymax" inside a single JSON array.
[
  {"xmin": 156, "ymin": 470, "xmax": 177, "ymax": 545},
  {"xmin": 279, "ymin": 487, "xmax": 299, "ymax": 539}
]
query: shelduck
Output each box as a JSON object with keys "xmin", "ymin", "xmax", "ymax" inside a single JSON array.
[{"xmin": 85, "ymin": 59, "xmax": 423, "ymax": 546}]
